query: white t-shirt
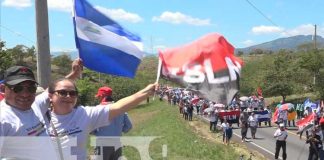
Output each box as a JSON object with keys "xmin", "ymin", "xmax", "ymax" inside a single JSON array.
[
  {"xmin": 0, "ymin": 92, "xmax": 58, "ymax": 159},
  {"xmin": 274, "ymin": 129, "xmax": 288, "ymax": 141},
  {"xmin": 47, "ymin": 105, "xmax": 110, "ymax": 160},
  {"xmin": 221, "ymin": 122, "xmax": 229, "ymax": 132},
  {"xmin": 248, "ymin": 115, "xmax": 258, "ymax": 127},
  {"xmin": 0, "ymin": 91, "xmax": 50, "ymax": 136}
]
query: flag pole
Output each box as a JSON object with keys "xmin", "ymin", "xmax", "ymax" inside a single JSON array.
[{"xmin": 153, "ymin": 58, "xmax": 162, "ymax": 100}]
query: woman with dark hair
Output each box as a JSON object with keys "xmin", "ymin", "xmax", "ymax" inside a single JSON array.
[
  {"xmin": 33, "ymin": 59, "xmax": 157, "ymax": 160},
  {"xmin": 40, "ymin": 78, "xmax": 156, "ymax": 160}
]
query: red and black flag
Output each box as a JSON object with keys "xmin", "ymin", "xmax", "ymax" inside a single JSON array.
[{"xmin": 158, "ymin": 33, "xmax": 243, "ymax": 105}]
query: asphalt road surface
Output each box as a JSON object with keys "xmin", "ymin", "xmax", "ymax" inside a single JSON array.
[{"xmin": 197, "ymin": 114, "xmax": 309, "ymax": 160}]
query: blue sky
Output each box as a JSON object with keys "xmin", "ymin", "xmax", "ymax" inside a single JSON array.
[{"xmin": 1, "ymin": 0, "xmax": 324, "ymax": 55}]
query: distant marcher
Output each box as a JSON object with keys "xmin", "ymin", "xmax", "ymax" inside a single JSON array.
[
  {"xmin": 278, "ymin": 109, "xmax": 288, "ymax": 128},
  {"xmin": 240, "ymin": 111, "xmax": 249, "ymax": 142},
  {"xmin": 225, "ymin": 123, "xmax": 233, "ymax": 145},
  {"xmin": 274, "ymin": 123, "xmax": 288, "ymax": 160},
  {"xmin": 209, "ymin": 111, "xmax": 218, "ymax": 132},
  {"xmin": 248, "ymin": 112, "xmax": 258, "ymax": 139},
  {"xmin": 306, "ymin": 126, "xmax": 324, "ymax": 160},
  {"xmin": 188, "ymin": 103, "xmax": 193, "ymax": 121},
  {"xmin": 221, "ymin": 119, "xmax": 229, "ymax": 145}
]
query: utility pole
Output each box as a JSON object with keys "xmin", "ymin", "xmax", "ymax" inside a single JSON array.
[
  {"xmin": 313, "ymin": 24, "xmax": 317, "ymax": 85},
  {"xmin": 314, "ymin": 24, "xmax": 317, "ymax": 50},
  {"xmin": 35, "ymin": 0, "xmax": 51, "ymax": 88}
]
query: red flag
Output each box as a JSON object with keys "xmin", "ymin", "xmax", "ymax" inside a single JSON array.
[
  {"xmin": 272, "ymin": 108, "xmax": 279, "ymax": 123},
  {"xmin": 159, "ymin": 33, "xmax": 243, "ymax": 105},
  {"xmin": 257, "ymin": 86, "xmax": 262, "ymax": 97},
  {"xmin": 296, "ymin": 113, "xmax": 315, "ymax": 127}
]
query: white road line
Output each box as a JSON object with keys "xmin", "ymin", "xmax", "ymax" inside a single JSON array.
[{"xmin": 199, "ymin": 115, "xmax": 283, "ymax": 160}]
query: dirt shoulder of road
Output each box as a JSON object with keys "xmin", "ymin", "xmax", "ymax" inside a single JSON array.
[{"xmin": 187, "ymin": 115, "xmax": 267, "ymax": 160}]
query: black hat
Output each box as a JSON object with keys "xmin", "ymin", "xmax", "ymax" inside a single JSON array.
[{"xmin": 4, "ymin": 66, "xmax": 37, "ymax": 85}]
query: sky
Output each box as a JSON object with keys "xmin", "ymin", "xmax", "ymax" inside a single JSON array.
[{"xmin": 1, "ymin": 0, "xmax": 324, "ymax": 55}]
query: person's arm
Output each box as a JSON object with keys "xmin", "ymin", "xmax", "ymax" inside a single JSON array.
[
  {"xmin": 65, "ymin": 58, "xmax": 83, "ymax": 81},
  {"xmin": 109, "ymin": 83, "xmax": 157, "ymax": 121},
  {"xmin": 274, "ymin": 130, "xmax": 279, "ymax": 138}
]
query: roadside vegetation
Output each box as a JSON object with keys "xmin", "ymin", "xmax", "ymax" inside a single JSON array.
[{"xmin": 123, "ymin": 100, "xmax": 265, "ymax": 160}]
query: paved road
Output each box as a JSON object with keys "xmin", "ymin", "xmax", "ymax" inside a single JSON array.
[{"xmin": 197, "ymin": 114, "xmax": 309, "ymax": 160}]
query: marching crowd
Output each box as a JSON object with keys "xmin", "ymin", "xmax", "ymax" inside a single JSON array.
[{"xmin": 158, "ymin": 86, "xmax": 324, "ymax": 160}]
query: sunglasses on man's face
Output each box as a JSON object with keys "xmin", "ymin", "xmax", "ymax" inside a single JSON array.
[
  {"xmin": 54, "ymin": 90, "xmax": 78, "ymax": 97},
  {"xmin": 7, "ymin": 84, "xmax": 37, "ymax": 94}
]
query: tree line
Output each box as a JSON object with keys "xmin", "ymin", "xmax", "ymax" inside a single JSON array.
[{"xmin": 1, "ymin": 41, "xmax": 323, "ymax": 105}]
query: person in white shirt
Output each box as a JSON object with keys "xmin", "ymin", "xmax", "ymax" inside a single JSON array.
[
  {"xmin": 221, "ymin": 119, "xmax": 229, "ymax": 144},
  {"xmin": 0, "ymin": 66, "xmax": 61, "ymax": 159},
  {"xmin": 209, "ymin": 110, "xmax": 218, "ymax": 132},
  {"xmin": 273, "ymin": 123, "xmax": 288, "ymax": 160},
  {"xmin": 248, "ymin": 112, "xmax": 258, "ymax": 139},
  {"xmin": 34, "ymin": 60, "xmax": 157, "ymax": 160}
]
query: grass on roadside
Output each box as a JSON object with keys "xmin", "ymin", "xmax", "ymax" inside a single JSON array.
[{"xmin": 122, "ymin": 100, "xmax": 242, "ymax": 160}]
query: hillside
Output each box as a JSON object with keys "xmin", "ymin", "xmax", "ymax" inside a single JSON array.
[{"xmin": 236, "ymin": 35, "xmax": 324, "ymax": 54}]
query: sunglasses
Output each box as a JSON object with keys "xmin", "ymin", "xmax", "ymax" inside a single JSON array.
[
  {"xmin": 7, "ymin": 84, "xmax": 37, "ymax": 94},
  {"xmin": 54, "ymin": 90, "xmax": 78, "ymax": 97}
]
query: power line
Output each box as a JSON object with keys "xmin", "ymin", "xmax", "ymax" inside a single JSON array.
[
  {"xmin": 0, "ymin": 24, "xmax": 35, "ymax": 44},
  {"xmin": 244, "ymin": 0, "xmax": 292, "ymax": 36}
]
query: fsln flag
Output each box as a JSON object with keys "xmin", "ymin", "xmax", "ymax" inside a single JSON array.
[
  {"xmin": 159, "ymin": 33, "xmax": 243, "ymax": 105},
  {"xmin": 73, "ymin": 0, "xmax": 144, "ymax": 78}
]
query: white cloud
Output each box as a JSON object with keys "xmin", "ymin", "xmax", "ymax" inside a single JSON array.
[
  {"xmin": 152, "ymin": 11, "xmax": 211, "ymax": 26},
  {"xmin": 280, "ymin": 24, "xmax": 324, "ymax": 37},
  {"xmin": 95, "ymin": 6, "xmax": 143, "ymax": 23},
  {"xmin": 48, "ymin": 0, "xmax": 72, "ymax": 12},
  {"xmin": 51, "ymin": 47, "xmax": 76, "ymax": 53},
  {"xmin": 252, "ymin": 25, "xmax": 284, "ymax": 35},
  {"xmin": 242, "ymin": 40, "xmax": 255, "ymax": 47},
  {"xmin": 2, "ymin": 0, "xmax": 32, "ymax": 8}
]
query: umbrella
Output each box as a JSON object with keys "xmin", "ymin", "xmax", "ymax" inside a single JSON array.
[
  {"xmin": 191, "ymin": 97, "xmax": 199, "ymax": 104},
  {"xmin": 280, "ymin": 103, "xmax": 294, "ymax": 111},
  {"xmin": 204, "ymin": 107, "xmax": 215, "ymax": 113},
  {"xmin": 239, "ymin": 96, "xmax": 249, "ymax": 101}
]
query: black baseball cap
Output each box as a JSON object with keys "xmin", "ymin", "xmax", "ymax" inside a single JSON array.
[{"xmin": 4, "ymin": 66, "xmax": 37, "ymax": 85}]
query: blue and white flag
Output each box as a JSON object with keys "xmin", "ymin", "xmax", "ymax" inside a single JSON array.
[
  {"xmin": 73, "ymin": 0, "xmax": 144, "ymax": 78},
  {"xmin": 254, "ymin": 110, "xmax": 270, "ymax": 122}
]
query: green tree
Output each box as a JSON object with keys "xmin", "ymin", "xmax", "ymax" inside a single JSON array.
[
  {"xmin": 316, "ymin": 70, "xmax": 324, "ymax": 100},
  {"xmin": 299, "ymin": 49, "xmax": 324, "ymax": 90},
  {"xmin": 0, "ymin": 41, "xmax": 14, "ymax": 71},
  {"xmin": 76, "ymin": 77, "xmax": 100, "ymax": 106},
  {"xmin": 6, "ymin": 45, "xmax": 33, "ymax": 66},
  {"xmin": 263, "ymin": 50, "xmax": 294, "ymax": 102},
  {"xmin": 52, "ymin": 54, "xmax": 72, "ymax": 76}
]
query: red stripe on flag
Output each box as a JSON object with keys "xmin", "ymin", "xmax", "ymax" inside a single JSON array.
[
  {"xmin": 296, "ymin": 113, "xmax": 315, "ymax": 127},
  {"xmin": 272, "ymin": 108, "xmax": 279, "ymax": 123}
]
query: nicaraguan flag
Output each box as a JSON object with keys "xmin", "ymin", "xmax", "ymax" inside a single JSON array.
[{"xmin": 73, "ymin": 0, "xmax": 144, "ymax": 78}]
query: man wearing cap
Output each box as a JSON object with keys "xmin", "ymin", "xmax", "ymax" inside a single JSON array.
[
  {"xmin": 274, "ymin": 123, "xmax": 288, "ymax": 160},
  {"xmin": 0, "ymin": 66, "xmax": 47, "ymax": 136},
  {"xmin": 0, "ymin": 66, "xmax": 58, "ymax": 159},
  {"xmin": 93, "ymin": 86, "xmax": 132, "ymax": 160},
  {"xmin": 0, "ymin": 61, "xmax": 82, "ymax": 159}
]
